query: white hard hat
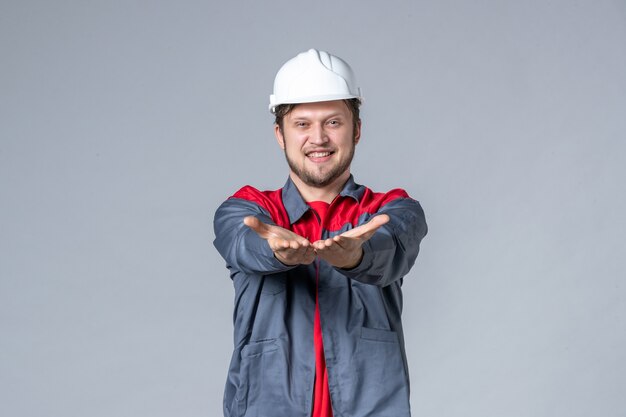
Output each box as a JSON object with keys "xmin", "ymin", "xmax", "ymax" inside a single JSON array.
[{"xmin": 269, "ymin": 49, "xmax": 362, "ymax": 114}]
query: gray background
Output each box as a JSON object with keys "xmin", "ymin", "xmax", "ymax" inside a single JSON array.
[{"xmin": 1, "ymin": 0, "xmax": 625, "ymax": 416}]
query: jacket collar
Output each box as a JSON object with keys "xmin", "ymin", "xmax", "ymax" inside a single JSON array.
[{"xmin": 281, "ymin": 175, "xmax": 365, "ymax": 225}]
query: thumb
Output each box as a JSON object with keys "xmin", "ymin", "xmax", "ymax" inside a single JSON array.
[
  {"xmin": 342, "ymin": 214, "xmax": 390, "ymax": 240},
  {"xmin": 366, "ymin": 214, "xmax": 390, "ymax": 230},
  {"xmin": 243, "ymin": 216, "xmax": 268, "ymax": 236},
  {"xmin": 358, "ymin": 214, "xmax": 390, "ymax": 240}
]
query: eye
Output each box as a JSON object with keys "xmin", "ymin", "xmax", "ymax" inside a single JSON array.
[
  {"xmin": 295, "ymin": 121, "xmax": 308, "ymax": 128},
  {"xmin": 327, "ymin": 120, "xmax": 340, "ymax": 126}
]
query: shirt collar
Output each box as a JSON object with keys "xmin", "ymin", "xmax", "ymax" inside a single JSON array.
[{"xmin": 281, "ymin": 175, "xmax": 365, "ymax": 225}]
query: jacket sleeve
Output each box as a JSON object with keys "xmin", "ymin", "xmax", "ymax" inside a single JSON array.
[
  {"xmin": 213, "ymin": 198, "xmax": 296, "ymax": 276},
  {"xmin": 337, "ymin": 197, "xmax": 427, "ymax": 287}
]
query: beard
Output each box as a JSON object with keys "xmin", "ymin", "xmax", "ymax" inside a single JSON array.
[{"xmin": 283, "ymin": 142, "xmax": 356, "ymax": 188}]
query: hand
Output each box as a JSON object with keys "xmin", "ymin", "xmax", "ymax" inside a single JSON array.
[
  {"xmin": 312, "ymin": 214, "xmax": 390, "ymax": 269},
  {"xmin": 244, "ymin": 216, "xmax": 316, "ymax": 266}
]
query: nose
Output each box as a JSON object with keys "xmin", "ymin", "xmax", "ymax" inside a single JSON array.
[{"xmin": 308, "ymin": 123, "xmax": 329, "ymax": 145}]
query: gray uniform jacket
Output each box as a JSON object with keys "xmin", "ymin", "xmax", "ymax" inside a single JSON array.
[{"xmin": 213, "ymin": 176, "xmax": 427, "ymax": 417}]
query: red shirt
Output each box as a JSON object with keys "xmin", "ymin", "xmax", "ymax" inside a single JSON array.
[{"xmin": 308, "ymin": 201, "xmax": 333, "ymax": 417}]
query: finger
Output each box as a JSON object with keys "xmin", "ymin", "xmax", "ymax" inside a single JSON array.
[
  {"xmin": 331, "ymin": 235, "xmax": 360, "ymax": 250},
  {"xmin": 277, "ymin": 245, "xmax": 316, "ymax": 265},
  {"xmin": 274, "ymin": 239, "xmax": 311, "ymax": 254},
  {"xmin": 269, "ymin": 239, "xmax": 290, "ymax": 251},
  {"xmin": 312, "ymin": 238, "xmax": 334, "ymax": 251},
  {"xmin": 314, "ymin": 238, "xmax": 347, "ymax": 255}
]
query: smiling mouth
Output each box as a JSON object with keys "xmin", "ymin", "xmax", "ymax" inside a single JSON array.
[{"xmin": 306, "ymin": 151, "xmax": 334, "ymax": 158}]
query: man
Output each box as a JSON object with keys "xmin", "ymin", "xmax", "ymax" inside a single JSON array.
[{"xmin": 214, "ymin": 49, "xmax": 427, "ymax": 417}]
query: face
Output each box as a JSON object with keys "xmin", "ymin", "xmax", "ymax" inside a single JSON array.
[{"xmin": 275, "ymin": 100, "xmax": 361, "ymax": 189}]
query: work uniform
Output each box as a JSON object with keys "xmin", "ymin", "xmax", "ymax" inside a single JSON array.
[{"xmin": 214, "ymin": 176, "xmax": 427, "ymax": 417}]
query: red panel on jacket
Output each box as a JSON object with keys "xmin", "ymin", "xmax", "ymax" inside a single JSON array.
[{"xmin": 308, "ymin": 201, "xmax": 333, "ymax": 417}]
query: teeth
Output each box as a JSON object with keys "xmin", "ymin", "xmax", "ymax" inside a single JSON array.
[{"xmin": 308, "ymin": 152, "xmax": 331, "ymax": 157}]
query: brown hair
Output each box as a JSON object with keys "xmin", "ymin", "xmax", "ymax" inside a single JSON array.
[{"xmin": 274, "ymin": 98, "xmax": 361, "ymax": 136}]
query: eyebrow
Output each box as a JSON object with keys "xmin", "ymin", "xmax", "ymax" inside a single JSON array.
[{"xmin": 290, "ymin": 112, "xmax": 346, "ymax": 120}]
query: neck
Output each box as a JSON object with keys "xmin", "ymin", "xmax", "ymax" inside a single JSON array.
[{"xmin": 289, "ymin": 171, "xmax": 351, "ymax": 203}]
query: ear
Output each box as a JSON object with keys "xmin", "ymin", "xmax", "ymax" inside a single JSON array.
[
  {"xmin": 354, "ymin": 119, "xmax": 362, "ymax": 144},
  {"xmin": 274, "ymin": 124, "xmax": 285, "ymax": 150}
]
